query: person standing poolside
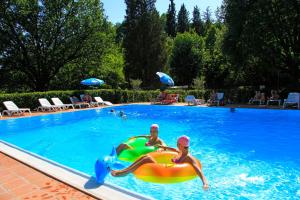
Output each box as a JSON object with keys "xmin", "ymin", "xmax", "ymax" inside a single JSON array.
[
  {"xmin": 116, "ymin": 124, "xmax": 164, "ymax": 155},
  {"xmin": 112, "ymin": 135, "xmax": 209, "ymax": 190}
]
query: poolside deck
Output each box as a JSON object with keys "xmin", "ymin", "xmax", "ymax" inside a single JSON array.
[
  {"xmin": 0, "ymin": 152, "xmax": 97, "ymax": 200},
  {"xmin": 0, "ymin": 102, "xmax": 290, "ymax": 121}
]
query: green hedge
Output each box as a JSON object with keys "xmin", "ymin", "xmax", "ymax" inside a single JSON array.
[{"xmin": 0, "ymin": 88, "xmax": 259, "ymax": 111}]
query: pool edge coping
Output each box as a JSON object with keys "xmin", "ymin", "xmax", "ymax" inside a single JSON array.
[{"xmin": 0, "ymin": 140, "xmax": 154, "ymax": 200}]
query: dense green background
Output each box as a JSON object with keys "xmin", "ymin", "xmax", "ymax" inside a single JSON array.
[{"xmin": 1, "ymin": 0, "xmax": 299, "ymax": 97}]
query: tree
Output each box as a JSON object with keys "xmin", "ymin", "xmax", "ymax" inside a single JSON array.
[
  {"xmin": 170, "ymin": 32, "xmax": 204, "ymax": 86},
  {"xmin": 205, "ymin": 26, "xmax": 217, "ymax": 53},
  {"xmin": 166, "ymin": 0, "xmax": 176, "ymax": 37},
  {"xmin": 49, "ymin": 23, "xmax": 125, "ymax": 90},
  {"xmin": 123, "ymin": 0, "xmax": 167, "ymax": 88},
  {"xmin": 203, "ymin": 7, "xmax": 212, "ymax": 33},
  {"xmin": 202, "ymin": 24, "xmax": 230, "ymax": 89},
  {"xmin": 192, "ymin": 6, "xmax": 204, "ymax": 36},
  {"xmin": 0, "ymin": 0, "xmax": 106, "ymax": 91},
  {"xmin": 215, "ymin": 5, "xmax": 225, "ymax": 23},
  {"xmin": 223, "ymin": 0, "xmax": 300, "ymax": 89},
  {"xmin": 177, "ymin": 4, "xmax": 189, "ymax": 33}
]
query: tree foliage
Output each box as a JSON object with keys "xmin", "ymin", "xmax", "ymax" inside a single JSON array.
[
  {"xmin": 166, "ymin": 0, "xmax": 176, "ymax": 37},
  {"xmin": 177, "ymin": 4, "xmax": 189, "ymax": 33},
  {"xmin": 123, "ymin": 0, "xmax": 167, "ymax": 88},
  {"xmin": 192, "ymin": 6, "xmax": 204, "ymax": 36},
  {"xmin": 170, "ymin": 32, "xmax": 204, "ymax": 86},
  {"xmin": 0, "ymin": 0, "xmax": 107, "ymax": 91},
  {"xmin": 223, "ymin": 0, "xmax": 300, "ymax": 89},
  {"xmin": 49, "ymin": 23, "xmax": 125, "ymax": 90}
]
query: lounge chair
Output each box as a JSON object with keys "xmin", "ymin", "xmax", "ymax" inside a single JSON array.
[
  {"xmin": 184, "ymin": 95, "xmax": 205, "ymax": 106},
  {"xmin": 69, "ymin": 96, "xmax": 90, "ymax": 108},
  {"xmin": 80, "ymin": 94, "xmax": 102, "ymax": 107},
  {"xmin": 94, "ymin": 97, "xmax": 113, "ymax": 106},
  {"xmin": 161, "ymin": 94, "xmax": 179, "ymax": 105},
  {"xmin": 209, "ymin": 93, "xmax": 224, "ymax": 106},
  {"xmin": 151, "ymin": 91, "xmax": 168, "ymax": 104},
  {"xmin": 2, "ymin": 101, "xmax": 31, "ymax": 116},
  {"xmin": 38, "ymin": 98, "xmax": 63, "ymax": 112},
  {"xmin": 248, "ymin": 91, "xmax": 266, "ymax": 105},
  {"xmin": 283, "ymin": 92, "xmax": 300, "ymax": 109},
  {"xmin": 51, "ymin": 98, "xmax": 75, "ymax": 109},
  {"xmin": 267, "ymin": 91, "xmax": 281, "ymax": 106}
]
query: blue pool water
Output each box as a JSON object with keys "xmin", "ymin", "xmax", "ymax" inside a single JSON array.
[{"xmin": 1, "ymin": 105, "xmax": 300, "ymax": 199}]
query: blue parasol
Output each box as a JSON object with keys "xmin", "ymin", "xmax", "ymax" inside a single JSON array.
[
  {"xmin": 80, "ymin": 78, "xmax": 104, "ymax": 86},
  {"xmin": 156, "ymin": 72, "xmax": 174, "ymax": 86}
]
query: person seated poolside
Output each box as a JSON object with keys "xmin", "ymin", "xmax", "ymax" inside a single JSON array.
[
  {"xmin": 112, "ymin": 135, "xmax": 209, "ymax": 190},
  {"xmin": 82, "ymin": 94, "xmax": 93, "ymax": 103},
  {"xmin": 157, "ymin": 91, "xmax": 168, "ymax": 101},
  {"xmin": 116, "ymin": 124, "xmax": 164, "ymax": 155},
  {"xmin": 269, "ymin": 90, "xmax": 280, "ymax": 100},
  {"xmin": 207, "ymin": 90, "xmax": 217, "ymax": 104},
  {"xmin": 248, "ymin": 91, "xmax": 261, "ymax": 104}
]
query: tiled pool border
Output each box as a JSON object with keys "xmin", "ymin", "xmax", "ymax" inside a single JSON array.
[{"xmin": 0, "ymin": 140, "xmax": 154, "ymax": 200}]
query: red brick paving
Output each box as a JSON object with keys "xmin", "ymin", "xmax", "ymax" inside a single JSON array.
[{"xmin": 0, "ymin": 152, "xmax": 98, "ymax": 200}]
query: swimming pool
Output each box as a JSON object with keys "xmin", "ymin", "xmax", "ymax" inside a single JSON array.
[{"xmin": 0, "ymin": 105, "xmax": 300, "ymax": 199}]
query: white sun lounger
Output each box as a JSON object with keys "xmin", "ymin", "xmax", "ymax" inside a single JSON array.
[
  {"xmin": 51, "ymin": 98, "xmax": 74, "ymax": 109},
  {"xmin": 38, "ymin": 98, "xmax": 63, "ymax": 112},
  {"xmin": 184, "ymin": 95, "xmax": 205, "ymax": 105},
  {"xmin": 2, "ymin": 101, "xmax": 31, "ymax": 116},
  {"xmin": 94, "ymin": 97, "xmax": 113, "ymax": 106},
  {"xmin": 283, "ymin": 92, "xmax": 300, "ymax": 109}
]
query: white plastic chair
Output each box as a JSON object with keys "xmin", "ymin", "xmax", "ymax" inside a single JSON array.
[
  {"xmin": 184, "ymin": 95, "xmax": 205, "ymax": 105},
  {"xmin": 283, "ymin": 92, "xmax": 300, "ymax": 109},
  {"xmin": 94, "ymin": 97, "xmax": 113, "ymax": 106},
  {"xmin": 38, "ymin": 98, "xmax": 62, "ymax": 112},
  {"xmin": 2, "ymin": 101, "xmax": 31, "ymax": 116},
  {"xmin": 212, "ymin": 93, "xmax": 224, "ymax": 106},
  {"xmin": 51, "ymin": 98, "xmax": 74, "ymax": 109}
]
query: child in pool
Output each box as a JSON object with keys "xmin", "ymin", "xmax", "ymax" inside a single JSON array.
[
  {"xmin": 112, "ymin": 135, "xmax": 209, "ymax": 190},
  {"xmin": 116, "ymin": 124, "xmax": 165, "ymax": 155}
]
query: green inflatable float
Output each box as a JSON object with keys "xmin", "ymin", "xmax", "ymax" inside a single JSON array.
[{"xmin": 118, "ymin": 137, "xmax": 158, "ymax": 162}]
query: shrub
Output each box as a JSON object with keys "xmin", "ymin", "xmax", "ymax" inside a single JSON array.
[
  {"xmin": 130, "ymin": 79, "xmax": 143, "ymax": 90},
  {"xmin": 0, "ymin": 88, "xmax": 256, "ymax": 111}
]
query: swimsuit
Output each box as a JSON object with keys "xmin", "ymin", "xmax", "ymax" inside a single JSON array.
[
  {"xmin": 171, "ymin": 157, "xmax": 181, "ymax": 164},
  {"xmin": 145, "ymin": 141, "xmax": 151, "ymax": 146}
]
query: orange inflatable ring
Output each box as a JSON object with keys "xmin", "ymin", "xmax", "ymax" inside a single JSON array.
[{"xmin": 133, "ymin": 151, "xmax": 202, "ymax": 183}]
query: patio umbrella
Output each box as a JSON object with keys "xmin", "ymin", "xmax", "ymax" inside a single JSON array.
[
  {"xmin": 156, "ymin": 72, "xmax": 174, "ymax": 86},
  {"xmin": 80, "ymin": 78, "xmax": 104, "ymax": 86}
]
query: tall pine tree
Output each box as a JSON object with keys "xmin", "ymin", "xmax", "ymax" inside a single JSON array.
[
  {"xmin": 177, "ymin": 4, "xmax": 189, "ymax": 33},
  {"xmin": 203, "ymin": 7, "xmax": 212, "ymax": 33},
  {"xmin": 192, "ymin": 6, "xmax": 204, "ymax": 36},
  {"xmin": 166, "ymin": 0, "xmax": 176, "ymax": 37},
  {"xmin": 123, "ymin": 0, "xmax": 167, "ymax": 88}
]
